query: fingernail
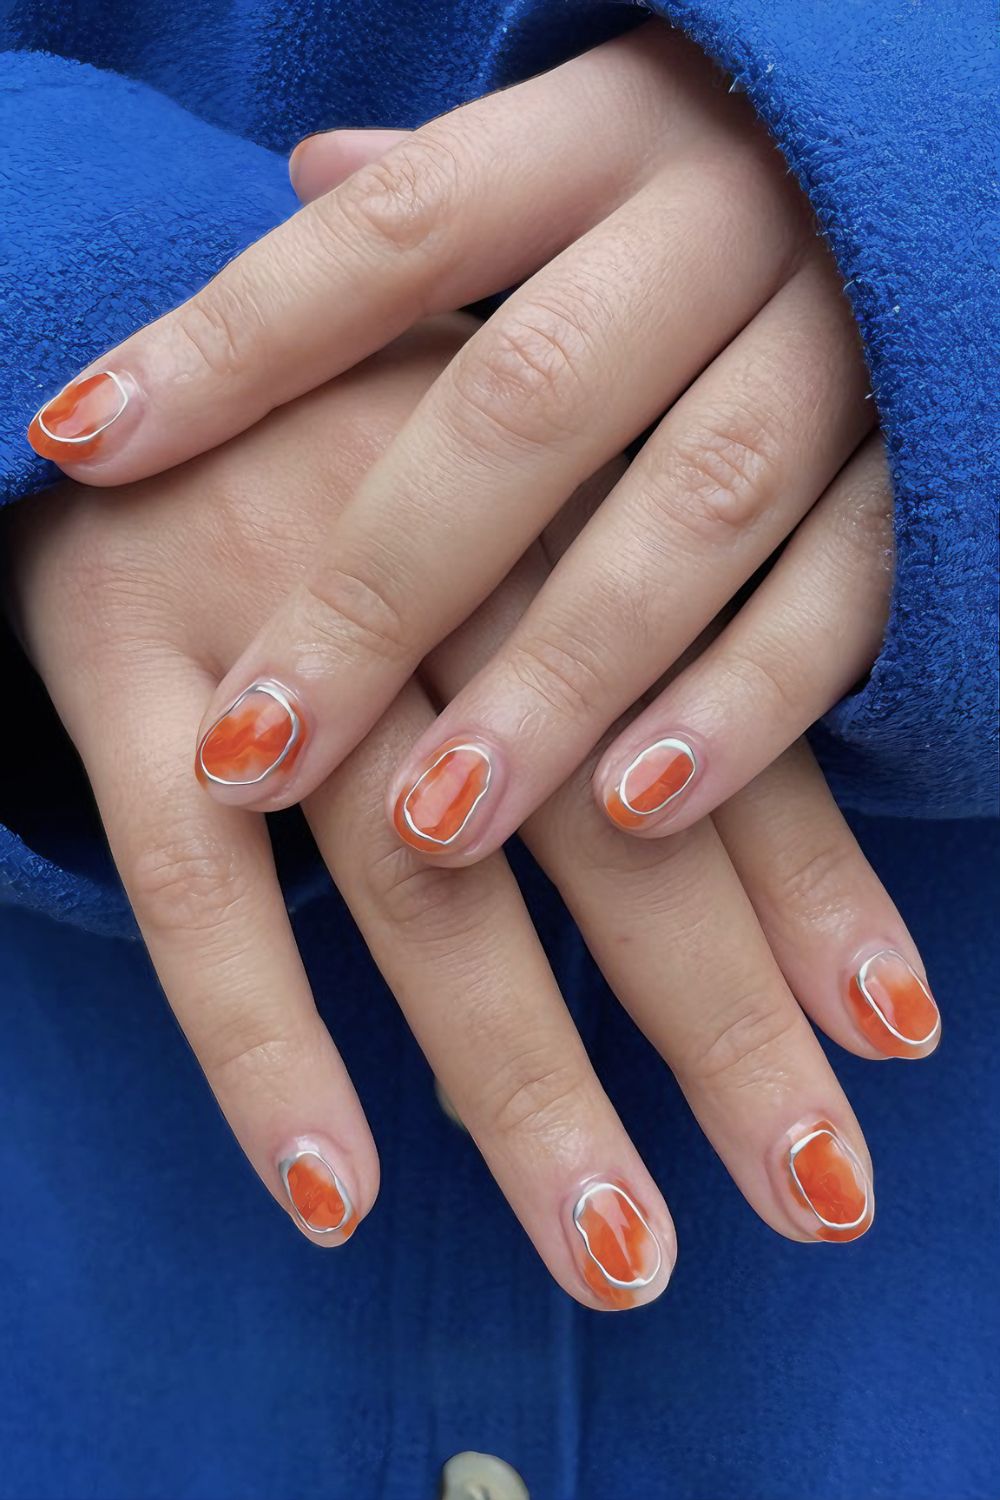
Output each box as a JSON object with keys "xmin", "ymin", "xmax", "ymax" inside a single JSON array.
[
  {"xmin": 196, "ymin": 680, "xmax": 306, "ymax": 794},
  {"xmin": 278, "ymin": 1144, "xmax": 357, "ymax": 1240},
  {"xmin": 393, "ymin": 739, "xmax": 494, "ymax": 852},
  {"xmin": 786, "ymin": 1121, "xmax": 873, "ymax": 1242},
  {"xmin": 848, "ymin": 950, "xmax": 940, "ymax": 1058},
  {"xmin": 604, "ymin": 737, "xmax": 697, "ymax": 831},
  {"xmin": 569, "ymin": 1180, "xmax": 665, "ymax": 1309},
  {"xmin": 27, "ymin": 371, "xmax": 132, "ymax": 461}
]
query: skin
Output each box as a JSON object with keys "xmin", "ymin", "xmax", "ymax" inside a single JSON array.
[
  {"xmin": 29, "ymin": 26, "xmax": 883, "ymax": 870},
  {"xmin": 8, "ymin": 319, "xmax": 938, "ymax": 1310}
]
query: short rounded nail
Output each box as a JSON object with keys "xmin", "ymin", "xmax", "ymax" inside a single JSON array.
[
  {"xmin": 568, "ymin": 1180, "xmax": 668, "ymax": 1310},
  {"xmin": 603, "ymin": 737, "xmax": 697, "ymax": 831},
  {"xmin": 278, "ymin": 1140, "xmax": 357, "ymax": 1242},
  {"xmin": 783, "ymin": 1120, "xmax": 873, "ymax": 1243},
  {"xmin": 196, "ymin": 680, "xmax": 306, "ymax": 798},
  {"xmin": 847, "ymin": 949, "xmax": 940, "ymax": 1058},
  {"xmin": 27, "ymin": 370, "xmax": 133, "ymax": 462},
  {"xmin": 392, "ymin": 739, "xmax": 494, "ymax": 853}
]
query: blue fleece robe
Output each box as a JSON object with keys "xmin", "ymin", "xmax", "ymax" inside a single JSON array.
[{"xmin": 0, "ymin": 2, "xmax": 997, "ymax": 1497}]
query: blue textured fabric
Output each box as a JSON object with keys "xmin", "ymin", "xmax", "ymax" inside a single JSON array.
[
  {"xmin": 0, "ymin": 3, "xmax": 998, "ymax": 1497},
  {"xmin": 1, "ymin": 818, "xmax": 998, "ymax": 1499}
]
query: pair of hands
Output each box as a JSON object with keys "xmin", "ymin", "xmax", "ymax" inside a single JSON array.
[{"xmin": 15, "ymin": 26, "xmax": 939, "ymax": 1309}]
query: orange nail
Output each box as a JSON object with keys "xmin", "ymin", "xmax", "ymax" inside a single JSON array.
[
  {"xmin": 196, "ymin": 681, "xmax": 305, "ymax": 790},
  {"xmin": 27, "ymin": 371, "xmax": 130, "ymax": 461},
  {"xmin": 605, "ymin": 738, "xmax": 697, "ymax": 831},
  {"xmin": 848, "ymin": 950, "xmax": 940, "ymax": 1057},
  {"xmin": 393, "ymin": 739, "xmax": 493, "ymax": 851},
  {"xmin": 571, "ymin": 1181, "xmax": 664, "ymax": 1309},
  {"xmin": 279, "ymin": 1148, "xmax": 356, "ymax": 1239},
  {"xmin": 787, "ymin": 1123, "xmax": 873, "ymax": 1242}
]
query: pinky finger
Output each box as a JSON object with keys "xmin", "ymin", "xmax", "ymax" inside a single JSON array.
[
  {"xmin": 70, "ymin": 661, "xmax": 381, "ymax": 1244},
  {"xmin": 595, "ymin": 431, "xmax": 893, "ymax": 836},
  {"xmin": 714, "ymin": 739, "xmax": 941, "ymax": 1061}
]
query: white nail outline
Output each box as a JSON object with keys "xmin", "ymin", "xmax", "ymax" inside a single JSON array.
[
  {"xmin": 400, "ymin": 742, "xmax": 493, "ymax": 846},
  {"xmin": 197, "ymin": 680, "xmax": 301, "ymax": 787},
  {"xmin": 855, "ymin": 950, "xmax": 941, "ymax": 1048},
  {"xmin": 34, "ymin": 370, "xmax": 129, "ymax": 445},
  {"xmin": 788, "ymin": 1127, "xmax": 871, "ymax": 1233},
  {"xmin": 278, "ymin": 1148, "xmax": 353, "ymax": 1236},
  {"xmin": 616, "ymin": 737, "xmax": 697, "ymax": 818},
  {"xmin": 572, "ymin": 1181, "xmax": 663, "ymax": 1291}
]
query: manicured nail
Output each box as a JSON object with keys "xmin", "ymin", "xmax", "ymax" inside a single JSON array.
[
  {"xmin": 196, "ymin": 680, "xmax": 306, "ymax": 793},
  {"xmin": 393, "ymin": 739, "xmax": 493, "ymax": 852},
  {"xmin": 569, "ymin": 1181, "xmax": 665, "ymax": 1309},
  {"xmin": 278, "ymin": 1145, "xmax": 356, "ymax": 1240},
  {"xmin": 847, "ymin": 950, "xmax": 940, "ymax": 1058},
  {"xmin": 604, "ymin": 737, "xmax": 697, "ymax": 831},
  {"xmin": 27, "ymin": 371, "xmax": 132, "ymax": 461},
  {"xmin": 787, "ymin": 1122, "xmax": 873, "ymax": 1242}
]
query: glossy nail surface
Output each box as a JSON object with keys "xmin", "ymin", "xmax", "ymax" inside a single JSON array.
[
  {"xmin": 393, "ymin": 740, "xmax": 492, "ymax": 851},
  {"xmin": 197, "ymin": 681, "xmax": 305, "ymax": 790},
  {"xmin": 604, "ymin": 738, "xmax": 696, "ymax": 831},
  {"xmin": 787, "ymin": 1123, "xmax": 872, "ymax": 1242},
  {"xmin": 279, "ymin": 1147, "xmax": 356, "ymax": 1238},
  {"xmin": 848, "ymin": 950, "xmax": 940, "ymax": 1057},
  {"xmin": 28, "ymin": 371, "xmax": 130, "ymax": 460},
  {"xmin": 570, "ymin": 1181, "xmax": 663, "ymax": 1309}
]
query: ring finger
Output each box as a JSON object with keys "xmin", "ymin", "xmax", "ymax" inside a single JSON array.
[{"xmin": 303, "ymin": 680, "xmax": 676, "ymax": 1310}]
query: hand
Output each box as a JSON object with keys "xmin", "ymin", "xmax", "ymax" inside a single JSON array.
[
  {"xmin": 11, "ymin": 318, "xmax": 938, "ymax": 1315},
  {"xmin": 28, "ymin": 26, "xmax": 880, "ymax": 868}
]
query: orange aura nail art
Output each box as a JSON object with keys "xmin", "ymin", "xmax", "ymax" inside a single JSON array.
[
  {"xmin": 571, "ymin": 1181, "xmax": 663, "ymax": 1309},
  {"xmin": 279, "ymin": 1148, "xmax": 356, "ymax": 1238},
  {"xmin": 787, "ymin": 1123, "xmax": 873, "ymax": 1242},
  {"xmin": 393, "ymin": 740, "xmax": 492, "ymax": 850},
  {"xmin": 847, "ymin": 950, "xmax": 940, "ymax": 1057},
  {"xmin": 27, "ymin": 371, "xmax": 130, "ymax": 460},
  {"xmin": 605, "ymin": 737, "xmax": 697, "ymax": 831},
  {"xmin": 196, "ymin": 681, "xmax": 305, "ymax": 789}
]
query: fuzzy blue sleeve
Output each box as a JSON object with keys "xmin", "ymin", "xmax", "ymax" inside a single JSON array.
[
  {"xmin": 0, "ymin": 52, "xmax": 303, "ymax": 933},
  {"xmin": 484, "ymin": 0, "xmax": 1000, "ymax": 821},
  {"xmin": 0, "ymin": 0, "xmax": 996, "ymax": 935}
]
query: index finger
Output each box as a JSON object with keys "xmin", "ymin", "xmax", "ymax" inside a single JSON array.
[{"xmin": 25, "ymin": 29, "xmax": 698, "ymax": 484}]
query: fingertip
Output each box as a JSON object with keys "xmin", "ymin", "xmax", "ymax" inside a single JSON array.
[{"xmin": 289, "ymin": 128, "xmax": 409, "ymax": 203}]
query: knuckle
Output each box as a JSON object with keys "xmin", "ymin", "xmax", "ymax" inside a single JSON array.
[
  {"xmin": 721, "ymin": 637, "xmax": 811, "ymax": 723},
  {"xmin": 649, "ymin": 404, "xmax": 782, "ymax": 543},
  {"xmin": 362, "ymin": 843, "xmax": 480, "ymax": 942},
  {"xmin": 481, "ymin": 1043, "xmax": 588, "ymax": 1147},
  {"xmin": 301, "ymin": 560, "xmax": 410, "ymax": 667},
  {"xmin": 506, "ymin": 628, "xmax": 608, "ymax": 724},
  {"xmin": 449, "ymin": 300, "xmax": 591, "ymax": 449},
  {"xmin": 336, "ymin": 132, "xmax": 462, "ymax": 257},
  {"xmin": 198, "ymin": 1026, "xmax": 302, "ymax": 1089},
  {"xmin": 126, "ymin": 832, "xmax": 251, "ymax": 936},
  {"xmin": 174, "ymin": 276, "xmax": 266, "ymax": 381},
  {"xmin": 686, "ymin": 990, "xmax": 800, "ymax": 1089},
  {"xmin": 771, "ymin": 838, "xmax": 857, "ymax": 923}
]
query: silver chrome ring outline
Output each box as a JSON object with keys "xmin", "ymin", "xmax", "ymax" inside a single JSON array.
[
  {"xmin": 197, "ymin": 680, "xmax": 301, "ymax": 787},
  {"xmin": 856, "ymin": 950, "xmax": 940, "ymax": 1047},
  {"xmin": 618, "ymin": 737, "xmax": 697, "ymax": 818},
  {"xmin": 34, "ymin": 370, "xmax": 129, "ymax": 445},
  {"xmin": 401, "ymin": 742, "xmax": 492, "ymax": 846},
  {"xmin": 788, "ymin": 1128, "xmax": 871, "ymax": 1232},
  {"xmin": 572, "ymin": 1181, "xmax": 662, "ymax": 1290},
  {"xmin": 279, "ymin": 1149, "xmax": 352, "ymax": 1236}
]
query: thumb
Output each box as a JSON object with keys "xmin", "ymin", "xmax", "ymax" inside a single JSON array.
[{"xmin": 289, "ymin": 128, "xmax": 411, "ymax": 203}]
